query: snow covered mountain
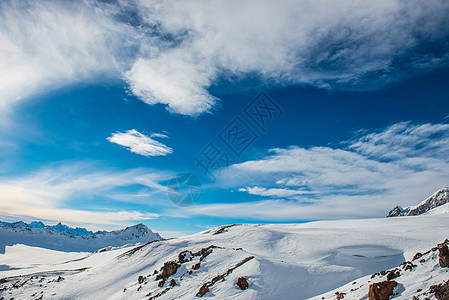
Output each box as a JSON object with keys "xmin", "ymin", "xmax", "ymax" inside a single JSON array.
[
  {"xmin": 387, "ymin": 187, "xmax": 449, "ymax": 217},
  {"xmin": 1, "ymin": 208, "xmax": 448, "ymax": 299},
  {"xmin": 0, "ymin": 221, "xmax": 162, "ymax": 253}
]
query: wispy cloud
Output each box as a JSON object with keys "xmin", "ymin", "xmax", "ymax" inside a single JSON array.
[
  {"xmin": 0, "ymin": 163, "xmax": 169, "ymax": 229},
  {"xmin": 0, "ymin": 0, "xmax": 135, "ymax": 119},
  {"xmin": 107, "ymin": 129, "xmax": 173, "ymax": 157},
  {"xmin": 1, "ymin": 1, "xmax": 449, "ymax": 117},
  {"xmin": 185, "ymin": 122, "xmax": 449, "ymax": 220},
  {"xmin": 238, "ymin": 186, "xmax": 311, "ymax": 198}
]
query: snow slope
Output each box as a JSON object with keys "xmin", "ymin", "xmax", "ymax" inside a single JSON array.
[
  {"xmin": 313, "ymin": 240, "xmax": 449, "ymax": 300},
  {"xmin": 1, "ymin": 210, "xmax": 449, "ymax": 300},
  {"xmin": 0, "ymin": 221, "xmax": 162, "ymax": 253}
]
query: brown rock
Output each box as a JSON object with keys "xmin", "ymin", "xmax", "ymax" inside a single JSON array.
[
  {"xmin": 169, "ymin": 279, "xmax": 177, "ymax": 287},
  {"xmin": 386, "ymin": 269, "xmax": 400, "ymax": 281},
  {"xmin": 236, "ymin": 277, "xmax": 249, "ymax": 290},
  {"xmin": 368, "ymin": 280, "xmax": 397, "ymax": 300},
  {"xmin": 439, "ymin": 244, "xmax": 449, "ymax": 268},
  {"xmin": 138, "ymin": 275, "xmax": 145, "ymax": 284},
  {"xmin": 192, "ymin": 263, "xmax": 201, "ymax": 270},
  {"xmin": 158, "ymin": 280, "xmax": 165, "ymax": 287},
  {"xmin": 196, "ymin": 284, "xmax": 209, "ymax": 297},
  {"xmin": 178, "ymin": 250, "xmax": 192, "ymax": 263},
  {"xmin": 413, "ymin": 252, "xmax": 423, "ymax": 260},
  {"xmin": 161, "ymin": 261, "xmax": 180, "ymax": 279},
  {"xmin": 335, "ymin": 291, "xmax": 345, "ymax": 299},
  {"xmin": 430, "ymin": 280, "xmax": 449, "ymax": 299}
]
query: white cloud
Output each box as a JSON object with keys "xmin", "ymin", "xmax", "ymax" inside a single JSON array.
[
  {"xmin": 1, "ymin": 0, "xmax": 449, "ymax": 117},
  {"xmin": 0, "ymin": 163, "xmax": 168, "ymax": 229},
  {"xmin": 127, "ymin": 0, "xmax": 449, "ymax": 115},
  {"xmin": 238, "ymin": 186, "xmax": 311, "ymax": 198},
  {"xmin": 0, "ymin": 0, "xmax": 136, "ymax": 119},
  {"xmin": 107, "ymin": 129, "xmax": 173, "ymax": 157},
  {"xmin": 190, "ymin": 122, "xmax": 449, "ymax": 220}
]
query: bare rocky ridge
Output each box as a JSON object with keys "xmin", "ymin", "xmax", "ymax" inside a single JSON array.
[{"xmin": 387, "ymin": 188, "xmax": 449, "ymax": 217}]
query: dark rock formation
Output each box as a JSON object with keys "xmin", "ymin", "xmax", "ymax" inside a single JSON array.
[
  {"xmin": 169, "ymin": 279, "xmax": 177, "ymax": 287},
  {"xmin": 196, "ymin": 284, "xmax": 209, "ymax": 297},
  {"xmin": 161, "ymin": 261, "xmax": 180, "ymax": 279},
  {"xmin": 430, "ymin": 280, "xmax": 449, "ymax": 299},
  {"xmin": 387, "ymin": 188, "xmax": 449, "ymax": 217},
  {"xmin": 412, "ymin": 252, "xmax": 423, "ymax": 260},
  {"xmin": 439, "ymin": 244, "xmax": 449, "ymax": 268},
  {"xmin": 237, "ymin": 277, "xmax": 249, "ymax": 290},
  {"xmin": 192, "ymin": 263, "xmax": 201, "ymax": 270},
  {"xmin": 368, "ymin": 280, "xmax": 397, "ymax": 300},
  {"xmin": 178, "ymin": 250, "xmax": 192, "ymax": 263}
]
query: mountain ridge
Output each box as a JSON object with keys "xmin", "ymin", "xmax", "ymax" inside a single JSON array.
[
  {"xmin": 387, "ymin": 187, "xmax": 449, "ymax": 217},
  {"xmin": 0, "ymin": 221, "xmax": 162, "ymax": 253}
]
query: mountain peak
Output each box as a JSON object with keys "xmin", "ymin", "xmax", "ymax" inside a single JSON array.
[
  {"xmin": 387, "ymin": 188, "xmax": 449, "ymax": 217},
  {"xmin": 0, "ymin": 220, "xmax": 163, "ymax": 252}
]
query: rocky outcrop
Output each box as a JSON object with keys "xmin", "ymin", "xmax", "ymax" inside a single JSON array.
[
  {"xmin": 196, "ymin": 256, "xmax": 255, "ymax": 297},
  {"xmin": 438, "ymin": 244, "xmax": 449, "ymax": 268},
  {"xmin": 236, "ymin": 277, "xmax": 249, "ymax": 290},
  {"xmin": 430, "ymin": 280, "xmax": 449, "ymax": 299},
  {"xmin": 161, "ymin": 261, "xmax": 180, "ymax": 279},
  {"xmin": 387, "ymin": 188, "xmax": 449, "ymax": 217},
  {"xmin": 368, "ymin": 280, "xmax": 397, "ymax": 300}
]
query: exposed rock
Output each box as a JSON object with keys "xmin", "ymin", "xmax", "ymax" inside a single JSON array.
[
  {"xmin": 169, "ymin": 279, "xmax": 177, "ymax": 287},
  {"xmin": 413, "ymin": 252, "xmax": 423, "ymax": 260},
  {"xmin": 158, "ymin": 280, "xmax": 165, "ymax": 288},
  {"xmin": 196, "ymin": 256, "xmax": 255, "ymax": 297},
  {"xmin": 213, "ymin": 224, "xmax": 241, "ymax": 235},
  {"xmin": 439, "ymin": 244, "xmax": 449, "ymax": 268},
  {"xmin": 430, "ymin": 280, "xmax": 449, "ymax": 299},
  {"xmin": 138, "ymin": 275, "xmax": 145, "ymax": 284},
  {"xmin": 161, "ymin": 261, "xmax": 180, "ymax": 279},
  {"xmin": 368, "ymin": 280, "xmax": 397, "ymax": 300},
  {"xmin": 237, "ymin": 277, "xmax": 249, "ymax": 290},
  {"xmin": 386, "ymin": 206, "xmax": 404, "ymax": 217},
  {"xmin": 387, "ymin": 188, "xmax": 449, "ymax": 217},
  {"xmin": 56, "ymin": 276, "xmax": 64, "ymax": 282},
  {"xmin": 335, "ymin": 291, "xmax": 345, "ymax": 299},
  {"xmin": 178, "ymin": 250, "xmax": 192, "ymax": 263},
  {"xmin": 386, "ymin": 269, "xmax": 400, "ymax": 281},
  {"xmin": 196, "ymin": 284, "xmax": 209, "ymax": 297},
  {"xmin": 192, "ymin": 263, "xmax": 201, "ymax": 270}
]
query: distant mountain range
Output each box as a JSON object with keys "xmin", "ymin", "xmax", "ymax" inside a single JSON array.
[
  {"xmin": 0, "ymin": 221, "xmax": 162, "ymax": 253},
  {"xmin": 387, "ymin": 188, "xmax": 449, "ymax": 217}
]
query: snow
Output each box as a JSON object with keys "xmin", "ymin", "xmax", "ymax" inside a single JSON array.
[
  {"xmin": 313, "ymin": 243, "xmax": 449, "ymax": 299},
  {"xmin": 1, "ymin": 208, "xmax": 448, "ymax": 299},
  {"xmin": 0, "ymin": 222, "xmax": 162, "ymax": 253}
]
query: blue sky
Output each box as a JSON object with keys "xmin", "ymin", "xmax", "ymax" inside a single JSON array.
[{"xmin": 1, "ymin": 0, "xmax": 449, "ymax": 237}]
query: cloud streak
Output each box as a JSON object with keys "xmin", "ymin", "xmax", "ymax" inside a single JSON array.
[
  {"xmin": 1, "ymin": 0, "xmax": 449, "ymax": 117},
  {"xmin": 107, "ymin": 129, "xmax": 173, "ymax": 157},
  {"xmin": 0, "ymin": 163, "xmax": 168, "ymax": 229},
  {"xmin": 186, "ymin": 122, "xmax": 449, "ymax": 220}
]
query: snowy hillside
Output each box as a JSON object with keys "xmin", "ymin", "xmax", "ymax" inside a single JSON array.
[
  {"xmin": 0, "ymin": 221, "xmax": 162, "ymax": 253},
  {"xmin": 1, "ymin": 209, "xmax": 449, "ymax": 299},
  {"xmin": 314, "ymin": 238, "xmax": 449, "ymax": 300},
  {"xmin": 387, "ymin": 188, "xmax": 449, "ymax": 217}
]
